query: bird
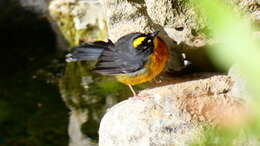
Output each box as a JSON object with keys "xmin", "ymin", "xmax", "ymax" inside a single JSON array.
[{"xmin": 66, "ymin": 31, "xmax": 169, "ymax": 97}]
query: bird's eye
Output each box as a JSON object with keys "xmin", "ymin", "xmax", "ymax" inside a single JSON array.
[{"xmin": 132, "ymin": 36, "xmax": 146, "ymax": 48}]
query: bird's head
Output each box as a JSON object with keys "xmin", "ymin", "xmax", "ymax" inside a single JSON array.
[{"xmin": 132, "ymin": 30, "xmax": 160, "ymax": 50}]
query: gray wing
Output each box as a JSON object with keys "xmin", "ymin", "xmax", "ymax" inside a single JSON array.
[{"xmin": 93, "ymin": 45, "xmax": 152, "ymax": 75}]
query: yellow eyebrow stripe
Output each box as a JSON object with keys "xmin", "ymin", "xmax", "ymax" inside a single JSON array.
[{"xmin": 132, "ymin": 37, "xmax": 146, "ymax": 48}]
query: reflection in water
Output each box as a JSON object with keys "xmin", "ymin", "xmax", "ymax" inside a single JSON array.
[
  {"xmin": 0, "ymin": 1, "xmax": 133, "ymax": 145},
  {"xmin": 59, "ymin": 60, "xmax": 131, "ymax": 142}
]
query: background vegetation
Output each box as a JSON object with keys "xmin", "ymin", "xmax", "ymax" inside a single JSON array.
[{"xmin": 192, "ymin": 0, "xmax": 260, "ymax": 145}]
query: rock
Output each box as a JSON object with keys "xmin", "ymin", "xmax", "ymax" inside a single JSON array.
[
  {"xmin": 101, "ymin": 0, "xmax": 213, "ymax": 72},
  {"xmin": 19, "ymin": 0, "xmax": 50, "ymax": 14},
  {"xmin": 101, "ymin": 0, "xmax": 187, "ymax": 72},
  {"xmin": 99, "ymin": 74, "xmax": 247, "ymax": 146},
  {"xmin": 99, "ymin": 99, "xmax": 201, "ymax": 146},
  {"xmin": 18, "ymin": 0, "xmax": 108, "ymax": 50},
  {"xmin": 228, "ymin": 64, "xmax": 250, "ymax": 100},
  {"xmin": 17, "ymin": 0, "xmax": 69, "ymax": 50},
  {"xmin": 101, "ymin": 0, "xmax": 260, "ymax": 72},
  {"xmin": 48, "ymin": 0, "xmax": 107, "ymax": 48},
  {"xmin": 101, "ymin": 0, "xmax": 201, "ymax": 46}
]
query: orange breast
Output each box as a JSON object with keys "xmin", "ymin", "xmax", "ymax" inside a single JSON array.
[{"xmin": 116, "ymin": 37, "xmax": 169, "ymax": 85}]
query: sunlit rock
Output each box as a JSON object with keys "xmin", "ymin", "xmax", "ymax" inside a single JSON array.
[{"xmin": 99, "ymin": 74, "xmax": 248, "ymax": 146}]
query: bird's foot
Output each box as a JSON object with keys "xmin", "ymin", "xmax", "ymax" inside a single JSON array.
[{"xmin": 132, "ymin": 94, "xmax": 142, "ymax": 100}]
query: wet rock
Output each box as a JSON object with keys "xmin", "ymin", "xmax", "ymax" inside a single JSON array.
[{"xmin": 99, "ymin": 74, "xmax": 247, "ymax": 146}]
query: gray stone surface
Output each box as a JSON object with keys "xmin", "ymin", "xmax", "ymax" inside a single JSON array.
[
  {"xmin": 99, "ymin": 97, "xmax": 201, "ymax": 146},
  {"xmin": 99, "ymin": 74, "xmax": 247, "ymax": 146}
]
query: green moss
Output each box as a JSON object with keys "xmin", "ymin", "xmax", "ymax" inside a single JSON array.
[{"xmin": 95, "ymin": 80, "xmax": 129, "ymax": 96}]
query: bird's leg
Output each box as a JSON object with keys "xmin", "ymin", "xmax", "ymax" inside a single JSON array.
[
  {"xmin": 128, "ymin": 84, "xmax": 143, "ymax": 99},
  {"xmin": 128, "ymin": 84, "xmax": 137, "ymax": 97}
]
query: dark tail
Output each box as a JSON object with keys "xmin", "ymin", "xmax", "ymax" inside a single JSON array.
[{"xmin": 66, "ymin": 40, "xmax": 114, "ymax": 62}]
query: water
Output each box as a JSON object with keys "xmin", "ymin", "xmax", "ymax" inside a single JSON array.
[{"xmin": 0, "ymin": 1, "xmax": 68, "ymax": 145}]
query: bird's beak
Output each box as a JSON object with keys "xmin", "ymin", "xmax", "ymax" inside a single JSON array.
[{"xmin": 150, "ymin": 30, "xmax": 160, "ymax": 38}]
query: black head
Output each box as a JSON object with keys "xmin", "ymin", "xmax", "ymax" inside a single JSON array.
[
  {"xmin": 131, "ymin": 30, "xmax": 159, "ymax": 50},
  {"xmin": 115, "ymin": 31, "xmax": 160, "ymax": 57}
]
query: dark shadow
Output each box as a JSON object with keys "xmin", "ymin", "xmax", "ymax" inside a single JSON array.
[{"xmin": 0, "ymin": 1, "xmax": 68, "ymax": 146}]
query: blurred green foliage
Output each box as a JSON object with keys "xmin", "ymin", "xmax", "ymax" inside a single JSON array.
[
  {"xmin": 191, "ymin": 0, "xmax": 260, "ymax": 145},
  {"xmin": 193, "ymin": 0, "xmax": 260, "ymax": 96}
]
